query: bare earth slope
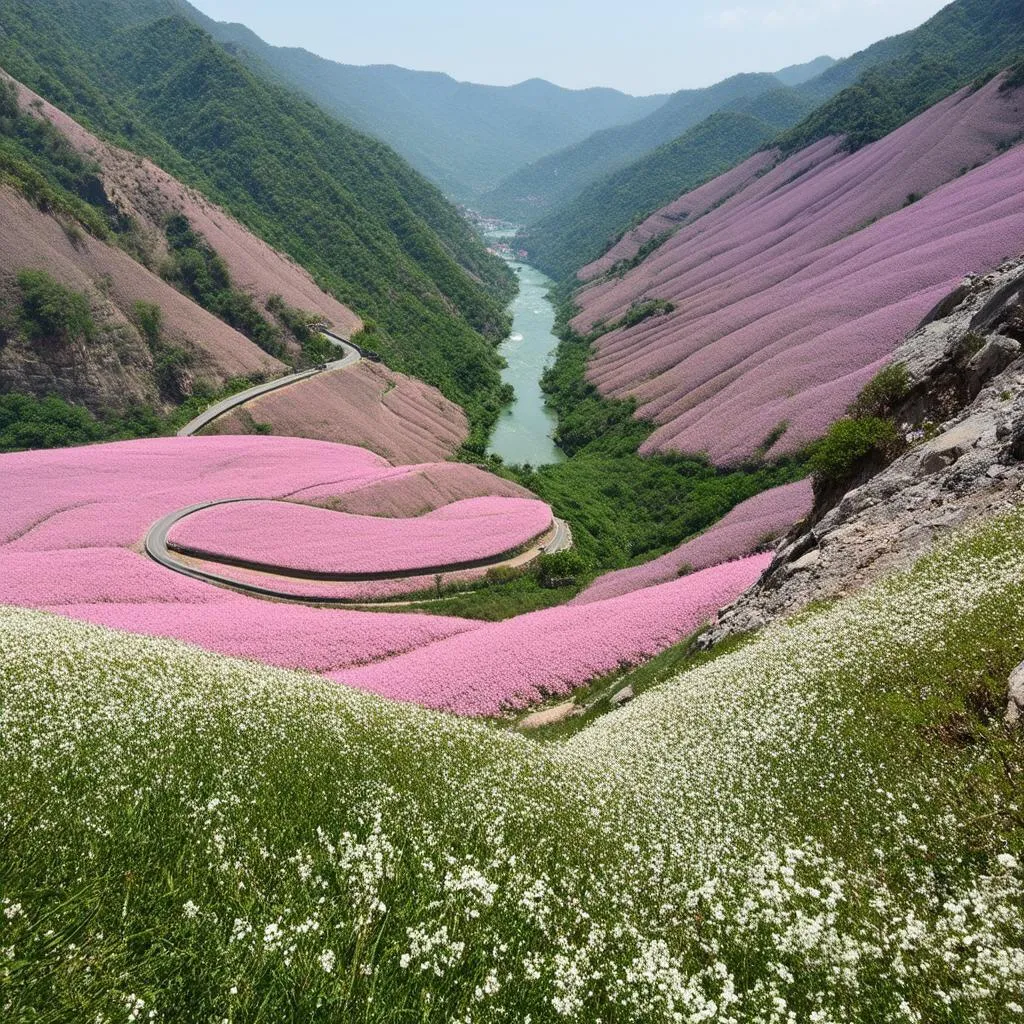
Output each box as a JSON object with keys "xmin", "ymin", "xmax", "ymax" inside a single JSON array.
[
  {"xmin": 201, "ymin": 361, "xmax": 470, "ymax": 464},
  {"xmin": 9, "ymin": 72, "xmax": 363, "ymax": 339},
  {"xmin": 573, "ymin": 77, "xmax": 1024, "ymax": 465},
  {"xmin": 0, "ymin": 186, "xmax": 282, "ymax": 412}
]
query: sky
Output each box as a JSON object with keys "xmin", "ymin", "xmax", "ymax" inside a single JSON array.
[{"xmin": 187, "ymin": 0, "xmax": 951, "ymax": 95}]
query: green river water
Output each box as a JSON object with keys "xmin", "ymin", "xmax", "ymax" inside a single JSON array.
[{"xmin": 488, "ymin": 261, "xmax": 565, "ymax": 467}]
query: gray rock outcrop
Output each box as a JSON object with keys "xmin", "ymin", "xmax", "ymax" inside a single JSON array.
[
  {"xmin": 1008, "ymin": 663, "xmax": 1024, "ymax": 727},
  {"xmin": 703, "ymin": 256, "xmax": 1024, "ymax": 648}
]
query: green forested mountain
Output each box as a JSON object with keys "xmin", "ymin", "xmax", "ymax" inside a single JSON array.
[
  {"xmin": 177, "ymin": 3, "xmax": 667, "ymax": 203},
  {"xmin": 773, "ymin": 55, "xmax": 836, "ymax": 87},
  {"xmin": 780, "ymin": 0, "xmax": 1024, "ymax": 153},
  {"xmin": 0, "ymin": 0, "xmax": 518, "ymax": 451},
  {"xmin": 478, "ymin": 70, "xmax": 798, "ymax": 224},
  {"xmin": 521, "ymin": 0, "xmax": 1024, "ymax": 281}
]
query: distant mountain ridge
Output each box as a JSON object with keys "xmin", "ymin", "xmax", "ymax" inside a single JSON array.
[
  {"xmin": 773, "ymin": 55, "xmax": 836, "ymax": 87},
  {"xmin": 174, "ymin": 1, "xmax": 667, "ymax": 202},
  {"xmin": 478, "ymin": 59, "xmax": 833, "ymax": 224}
]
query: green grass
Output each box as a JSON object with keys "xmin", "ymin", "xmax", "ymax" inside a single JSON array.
[
  {"xmin": 2, "ymin": 508, "xmax": 1024, "ymax": 1021},
  {"xmin": 486, "ymin": 312, "xmax": 807, "ymax": 571},
  {"xmin": 362, "ymin": 574, "xmax": 580, "ymax": 622},
  {"xmin": 516, "ymin": 628, "xmax": 757, "ymax": 742}
]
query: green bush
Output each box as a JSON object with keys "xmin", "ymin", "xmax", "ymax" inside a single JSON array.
[
  {"xmin": 132, "ymin": 300, "xmax": 162, "ymax": 346},
  {"xmin": 621, "ymin": 298, "xmax": 675, "ymax": 329},
  {"xmin": 162, "ymin": 214, "xmax": 284, "ymax": 359},
  {"xmin": 809, "ymin": 416, "xmax": 901, "ymax": 482},
  {"xmin": 0, "ymin": 392, "xmax": 104, "ymax": 450},
  {"xmin": 536, "ymin": 549, "xmax": 591, "ymax": 588},
  {"xmin": 16, "ymin": 269, "xmax": 95, "ymax": 343},
  {"xmin": 849, "ymin": 362, "xmax": 910, "ymax": 418}
]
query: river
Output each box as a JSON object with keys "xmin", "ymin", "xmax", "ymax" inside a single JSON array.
[{"xmin": 488, "ymin": 261, "xmax": 565, "ymax": 467}]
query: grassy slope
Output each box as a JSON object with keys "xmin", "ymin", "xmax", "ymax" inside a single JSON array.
[
  {"xmin": 0, "ymin": 0, "xmax": 517, "ymax": 451},
  {"xmin": 2, "ymin": 508, "xmax": 1022, "ymax": 1021}
]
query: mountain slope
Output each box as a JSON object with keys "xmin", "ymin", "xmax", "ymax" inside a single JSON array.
[
  {"xmin": 520, "ymin": 92, "xmax": 816, "ymax": 282},
  {"xmin": 781, "ymin": 0, "xmax": 1024, "ymax": 153},
  {"xmin": 773, "ymin": 55, "xmax": 836, "ymax": 87},
  {"xmin": 479, "ymin": 70, "xmax": 796, "ymax": 223},
  {"xmin": 522, "ymin": 0, "xmax": 1024, "ymax": 281},
  {"xmin": 0, "ymin": 0, "xmax": 517, "ymax": 451},
  {"xmin": 177, "ymin": 2, "xmax": 666, "ymax": 203},
  {"xmin": 570, "ymin": 76, "xmax": 1024, "ymax": 465}
]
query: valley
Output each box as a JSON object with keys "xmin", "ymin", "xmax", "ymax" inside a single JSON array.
[{"xmin": 2, "ymin": 0, "xmax": 1024, "ymax": 1019}]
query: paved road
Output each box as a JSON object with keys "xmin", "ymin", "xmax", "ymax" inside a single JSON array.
[
  {"xmin": 145, "ymin": 498, "xmax": 572, "ymax": 605},
  {"xmin": 177, "ymin": 330, "xmax": 361, "ymax": 437}
]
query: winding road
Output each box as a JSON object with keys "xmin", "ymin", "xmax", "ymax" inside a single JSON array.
[
  {"xmin": 144, "ymin": 498, "xmax": 572, "ymax": 605},
  {"xmin": 161, "ymin": 329, "xmax": 576, "ymax": 604},
  {"xmin": 177, "ymin": 330, "xmax": 361, "ymax": 437}
]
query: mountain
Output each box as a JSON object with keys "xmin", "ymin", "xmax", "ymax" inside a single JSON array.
[
  {"xmin": 0, "ymin": 0, "xmax": 518, "ymax": 453},
  {"xmin": 0, "ymin": 69, "xmax": 482, "ymax": 462},
  {"xmin": 568, "ymin": 73, "xmax": 1024, "ymax": 466},
  {"xmin": 175, "ymin": 2, "xmax": 666, "ymax": 203},
  {"xmin": 521, "ymin": 0, "xmax": 1024, "ymax": 280},
  {"xmin": 518, "ymin": 91, "xmax": 816, "ymax": 281},
  {"xmin": 478, "ymin": 70, "xmax": 800, "ymax": 224},
  {"xmin": 773, "ymin": 55, "xmax": 836, "ymax": 87}
]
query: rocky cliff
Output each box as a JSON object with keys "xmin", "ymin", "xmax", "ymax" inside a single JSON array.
[{"xmin": 704, "ymin": 256, "xmax": 1024, "ymax": 646}]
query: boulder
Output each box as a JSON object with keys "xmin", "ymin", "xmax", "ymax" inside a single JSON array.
[
  {"xmin": 610, "ymin": 685, "xmax": 635, "ymax": 708},
  {"xmin": 789, "ymin": 549, "xmax": 821, "ymax": 573},
  {"xmin": 518, "ymin": 700, "xmax": 582, "ymax": 730},
  {"xmin": 920, "ymin": 415, "xmax": 991, "ymax": 474},
  {"xmin": 966, "ymin": 335, "xmax": 1020, "ymax": 392},
  {"xmin": 1008, "ymin": 663, "xmax": 1024, "ymax": 727}
]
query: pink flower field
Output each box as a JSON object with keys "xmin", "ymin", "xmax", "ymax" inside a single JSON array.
[
  {"xmin": 167, "ymin": 496, "xmax": 552, "ymax": 576},
  {"xmin": 332, "ymin": 554, "xmax": 772, "ymax": 715},
  {"xmin": 572, "ymin": 479, "xmax": 813, "ymax": 606},
  {"xmin": 202, "ymin": 362, "xmax": 471, "ymax": 465},
  {"xmin": 0, "ymin": 436, "xmax": 770, "ymax": 714},
  {"xmin": 573, "ymin": 77, "xmax": 1024, "ymax": 464}
]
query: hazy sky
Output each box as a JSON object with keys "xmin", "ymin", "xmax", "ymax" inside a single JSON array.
[{"xmin": 188, "ymin": 0, "xmax": 950, "ymax": 95}]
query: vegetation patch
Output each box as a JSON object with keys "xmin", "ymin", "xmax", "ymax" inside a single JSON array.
[
  {"xmin": 808, "ymin": 415, "xmax": 902, "ymax": 483},
  {"xmin": 15, "ymin": 268, "xmax": 95, "ymax": 344},
  {"xmin": 491, "ymin": 307, "xmax": 806, "ymax": 572},
  {"xmin": 161, "ymin": 214, "xmax": 284, "ymax": 359}
]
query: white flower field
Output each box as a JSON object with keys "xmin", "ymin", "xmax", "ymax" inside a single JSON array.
[{"xmin": 2, "ymin": 511, "xmax": 1023, "ymax": 1022}]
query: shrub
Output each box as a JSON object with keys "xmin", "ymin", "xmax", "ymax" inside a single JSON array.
[
  {"xmin": 132, "ymin": 300, "xmax": 162, "ymax": 346},
  {"xmin": 621, "ymin": 298, "xmax": 675, "ymax": 330},
  {"xmin": 849, "ymin": 362, "xmax": 910, "ymax": 419},
  {"xmin": 0, "ymin": 392, "xmax": 104, "ymax": 450},
  {"xmin": 536, "ymin": 549, "xmax": 591, "ymax": 588},
  {"xmin": 809, "ymin": 416, "xmax": 901, "ymax": 482},
  {"xmin": 266, "ymin": 293, "xmax": 321, "ymax": 347},
  {"xmin": 16, "ymin": 269, "xmax": 95, "ymax": 343}
]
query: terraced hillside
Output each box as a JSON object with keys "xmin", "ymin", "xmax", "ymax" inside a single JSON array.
[
  {"xmin": 519, "ymin": 0, "xmax": 1024, "ymax": 281},
  {"xmin": 571, "ymin": 74, "xmax": 1024, "ymax": 464}
]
